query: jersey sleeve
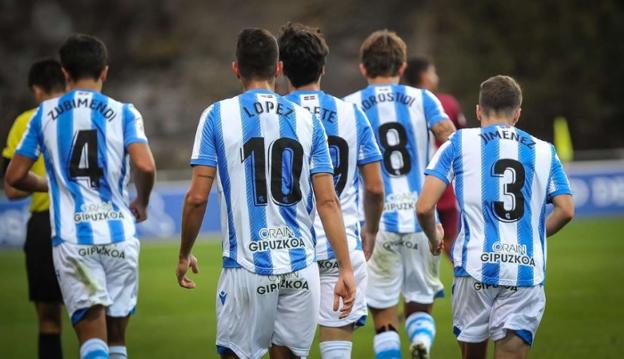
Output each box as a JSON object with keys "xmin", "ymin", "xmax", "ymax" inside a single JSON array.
[
  {"xmin": 190, "ymin": 105, "xmax": 218, "ymax": 167},
  {"xmin": 424, "ymin": 134, "xmax": 457, "ymax": 185},
  {"xmin": 123, "ymin": 104, "xmax": 148, "ymax": 147},
  {"xmin": 355, "ymin": 106, "xmax": 382, "ymax": 166},
  {"xmin": 14, "ymin": 108, "xmax": 43, "ymax": 160},
  {"xmin": 547, "ymin": 145, "xmax": 572, "ymax": 202},
  {"xmin": 310, "ymin": 114, "xmax": 334, "ymax": 175},
  {"xmin": 422, "ymin": 89, "xmax": 450, "ymax": 127}
]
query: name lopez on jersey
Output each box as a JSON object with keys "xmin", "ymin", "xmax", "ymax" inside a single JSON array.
[{"xmin": 249, "ymin": 226, "xmax": 306, "ymax": 252}]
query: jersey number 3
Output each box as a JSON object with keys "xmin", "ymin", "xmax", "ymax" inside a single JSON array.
[
  {"xmin": 492, "ymin": 159, "xmax": 526, "ymax": 222},
  {"xmin": 69, "ymin": 129, "xmax": 104, "ymax": 188}
]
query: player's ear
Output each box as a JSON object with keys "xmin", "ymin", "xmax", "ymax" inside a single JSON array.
[
  {"xmin": 512, "ymin": 108, "xmax": 521, "ymax": 125},
  {"xmin": 275, "ymin": 61, "xmax": 283, "ymax": 78},
  {"xmin": 31, "ymin": 85, "xmax": 44, "ymax": 103},
  {"xmin": 359, "ymin": 64, "xmax": 367, "ymax": 78},
  {"xmin": 397, "ymin": 62, "xmax": 407, "ymax": 77},
  {"xmin": 61, "ymin": 68, "xmax": 72, "ymax": 84},
  {"xmin": 231, "ymin": 62, "xmax": 240, "ymax": 79},
  {"xmin": 475, "ymin": 104, "xmax": 482, "ymax": 123},
  {"xmin": 100, "ymin": 66, "xmax": 109, "ymax": 83}
]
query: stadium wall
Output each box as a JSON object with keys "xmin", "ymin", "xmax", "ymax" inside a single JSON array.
[{"xmin": 1, "ymin": 161, "xmax": 623, "ymax": 247}]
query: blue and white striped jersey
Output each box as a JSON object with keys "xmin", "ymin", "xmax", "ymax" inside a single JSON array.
[
  {"xmin": 191, "ymin": 89, "xmax": 334, "ymax": 275},
  {"xmin": 425, "ymin": 125, "xmax": 572, "ymax": 287},
  {"xmin": 345, "ymin": 84, "xmax": 449, "ymax": 233},
  {"xmin": 16, "ymin": 89, "xmax": 148, "ymax": 246},
  {"xmin": 285, "ymin": 90, "xmax": 382, "ymax": 261}
]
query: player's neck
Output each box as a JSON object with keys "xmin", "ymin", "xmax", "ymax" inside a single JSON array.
[
  {"xmin": 367, "ymin": 76, "xmax": 400, "ymax": 86},
  {"xmin": 243, "ymin": 80, "xmax": 274, "ymax": 92},
  {"xmin": 291, "ymin": 82, "xmax": 321, "ymax": 92},
  {"xmin": 69, "ymin": 79, "xmax": 103, "ymax": 93},
  {"xmin": 480, "ymin": 117, "xmax": 515, "ymax": 128}
]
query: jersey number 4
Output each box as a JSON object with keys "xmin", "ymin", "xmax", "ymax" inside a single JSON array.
[
  {"xmin": 69, "ymin": 129, "xmax": 104, "ymax": 188},
  {"xmin": 241, "ymin": 137, "xmax": 303, "ymax": 206},
  {"xmin": 491, "ymin": 159, "xmax": 526, "ymax": 222}
]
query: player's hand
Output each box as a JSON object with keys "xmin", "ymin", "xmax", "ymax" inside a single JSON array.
[
  {"xmin": 177, "ymin": 254, "xmax": 200, "ymax": 289},
  {"xmin": 333, "ymin": 268, "xmax": 356, "ymax": 319},
  {"xmin": 361, "ymin": 225, "xmax": 377, "ymax": 261},
  {"xmin": 130, "ymin": 200, "xmax": 148, "ymax": 223},
  {"xmin": 429, "ymin": 224, "xmax": 445, "ymax": 256}
]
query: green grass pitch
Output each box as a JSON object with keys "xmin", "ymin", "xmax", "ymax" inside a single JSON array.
[{"xmin": 1, "ymin": 218, "xmax": 623, "ymax": 358}]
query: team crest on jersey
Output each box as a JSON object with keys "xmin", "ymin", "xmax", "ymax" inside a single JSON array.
[
  {"xmin": 74, "ymin": 201, "xmax": 125, "ymax": 223},
  {"xmin": 249, "ymin": 225, "xmax": 306, "ymax": 252}
]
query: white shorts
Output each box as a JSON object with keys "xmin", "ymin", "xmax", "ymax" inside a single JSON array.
[
  {"xmin": 366, "ymin": 231, "xmax": 444, "ymax": 308},
  {"xmin": 216, "ymin": 264, "xmax": 320, "ymax": 359},
  {"xmin": 318, "ymin": 250, "xmax": 367, "ymax": 328},
  {"xmin": 52, "ymin": 238, "xmax": 140, "ymax": 324},
  {"xmin": 452, "ymin": 276, "xmax": 545, "ymax": 345}
]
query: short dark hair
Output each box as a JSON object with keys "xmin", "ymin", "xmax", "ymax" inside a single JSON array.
[
  {"xmin": 278, "ymin": 22, "xmax": 329, "ymax": 87},
  {"xmin": 59, "ymin": 34, "xmax": 108, "ymax": 81},
  {"xmin": 360, "ymin": 30, "xmax": 407, "ymax": 78},
  {"xmin": 479, "ymin": 75, "xmax": 523, "ymax": 116},
  {"xmin": 28, "ymin": 58, "xmax": 65, "ymax": 93},
  {"xmin": 236, "ymin": 28, "xmax": 278, "ymax": 82},
  {"xmin": 404, "ymin": 57, "xmax": 431, "ymax": 87}
]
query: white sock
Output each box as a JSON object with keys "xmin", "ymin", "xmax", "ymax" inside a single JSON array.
[
  {"xmin": 80, "ymin": 338, "xmax": 109, "ymax": 359},
  {"xmin": 320, "ymin": 340, "xmax": 352, "ymax": 359},
  {"xmin": 374, "ymin": 331, "xmax": 401, "ymax": 359},
  {"xmin": 109, "ymin": 346, "xmax": 127, "ymax": 359},
  {"xmin": 406, "ymin": 312, "xmax": 436, "ymax": 351}
]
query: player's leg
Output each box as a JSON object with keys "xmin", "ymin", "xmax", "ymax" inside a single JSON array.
[
  {"xmin": 366, "ymin": 231, "xmax": 403, "ymax": 359},
  {"xmin": 102, "ymin": 238, "xmax": 140, "ymax": 359},
  {"xmin": 317, "ymin": 252, "xmax": 368, "ymax": 358},
  {"xmin": 216, "ymin": 268, "xmax": 277, "ymax": 359},
  {"xmin": 493, "ymin": 332, "xmax": 529, "ymax": 359},
  {"xmin": 402, "ymin": 232, "xmax": 444, "ymax": 358},
  {"xmin": 53, "ymin": 242, "xmax": 112, "ymax": 358},
  {"xmin": 489, "ymin": 284, "xmax": 545, "ymax": 359},
  {"xmin": 272, "ymin": 263, "xmax": 320, "ymax": 359},
  {"xmin": 452, "ymin": 277, "xmax": 495, "ymax": 359},
  {"xmin": 25, "ymin": 211, "xmax": 64, "ymax": 359}
]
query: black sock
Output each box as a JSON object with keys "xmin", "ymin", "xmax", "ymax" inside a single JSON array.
[{"xmin": 39, "ymin": 333, "xmax": 63, "ymax": 359}]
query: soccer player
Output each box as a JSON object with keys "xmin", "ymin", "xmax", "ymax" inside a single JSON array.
[
  {"xmin": 344, "ymin": 30, "xmax": 456, "ymax": 359},
  {"xmin": 6, "ymin": 34, "xmax": 156, "ymax": 359},
  {"xmin": 417, "ymin": 75, "xmax": 575, "ymax": 359},
  {"xmin": 3, "ymin": 59, "xmax": 66, "ymax": 359},
  {"xmin": 176, "ymin": 28, "xmax": 356, "ymax": 359},
  {"xmin": 404, "ymin": 57, "xmax": 467, "ymax": 259},
  {"xmin": 279, "ymin": 23, "xmax": 385, "ymax": 358}
]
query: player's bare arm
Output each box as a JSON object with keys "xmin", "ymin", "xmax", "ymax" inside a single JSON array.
[
  {"xmin": 416, "ymin": 176, "xmax": 447, "ymax": 256},
  {"xmin": 546, "ymin": 194, "xmax": 575, "ymax": 236},
  {"xmin": 5, "ymin": 154, "xmax": 48, "ymax": 193},
  {"xmin": 177, "ymin": 165, "xmax": 215, "ymax": 289},
  {"xmin": 3, "ymin": 159, "xmax": 31, "ymax": 199},
  {"xmin": 128, "ymin": 143, "xmax": 156, "ymax": 223},
  {"xmin": 312, "ymin": 173, "xmax": 356, "ymax": 318},
  {"xmin": 431, "ymin": 119, "xmax": 456, "ymax": 143},
  {"xmin": 359, "ymin": 161, "xmax": 384, "ymax": 260}
]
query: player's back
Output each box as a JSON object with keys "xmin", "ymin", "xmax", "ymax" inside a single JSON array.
[
  {"xmin": 435, "ymin": 124, "xmax": 570, "ymax": 286},
  {"xmin": 345, "ymin": 84, "xmax": 448, "ymax": 233},
  {"xmin": 285, "ymin": 90, "xmax": 381, "ymax": 260},
  {"xmin": 191, "ymin": 89, "xmax": 334, "ymax": 275},
  {"xmin": 21, "ymin": 89, "xmax": 146, "ymax": 246}
]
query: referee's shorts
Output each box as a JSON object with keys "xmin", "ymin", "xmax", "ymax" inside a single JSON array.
[{"xmin": 24, "ymin": 210, "xmax": 62, "ymax": 303}]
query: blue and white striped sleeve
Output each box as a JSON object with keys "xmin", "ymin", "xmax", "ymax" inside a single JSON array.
[
  {"xmin": 424, "ymin": 135, "xmax": 456, "ymax": 185},
  {"xmin": 355, "ymin": 106, "xmax": 382, "ymax": 166},
  {"xmin": 190, "ymin": 105, "xmax": 218, "ymax": 167},
  {"xmin": 310, "ymin": 114, "xmax": 334, "ymax": 175},
  {"xmin": 15, "ymin": 108, "xmax": 43, "ymax": 160},
  {"xmin": 422, "ymin": 89, "xmax": 449, "ymax": 127},
  {"xmin": 547, "ymin": 145, "xmax": 572, "ymax": 202},
  {"xmin": 123, "ymin": 104, "xmax": 148, "ymax": 147}
]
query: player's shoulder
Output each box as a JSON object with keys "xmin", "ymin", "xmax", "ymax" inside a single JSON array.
[
  {"xmin": 343, "ymin": 89, "xmax": 364, "ymax": 104},
  {"xmin": 514, "ymin": 127, "xmax": 553, "ymax": 152}
]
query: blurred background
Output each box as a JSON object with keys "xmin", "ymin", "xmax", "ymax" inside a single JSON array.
[
  {"xmin": 2, "ymin": 0, "xmax": 624, "ymax": 169},
  {"xmin": 1, "ymin": 1, "xmax": 624, "ymax": 357}
]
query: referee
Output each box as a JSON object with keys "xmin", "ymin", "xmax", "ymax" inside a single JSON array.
[{"xmin": 2, "ymin": 59, "xmax": 66, "ymax": 359}]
